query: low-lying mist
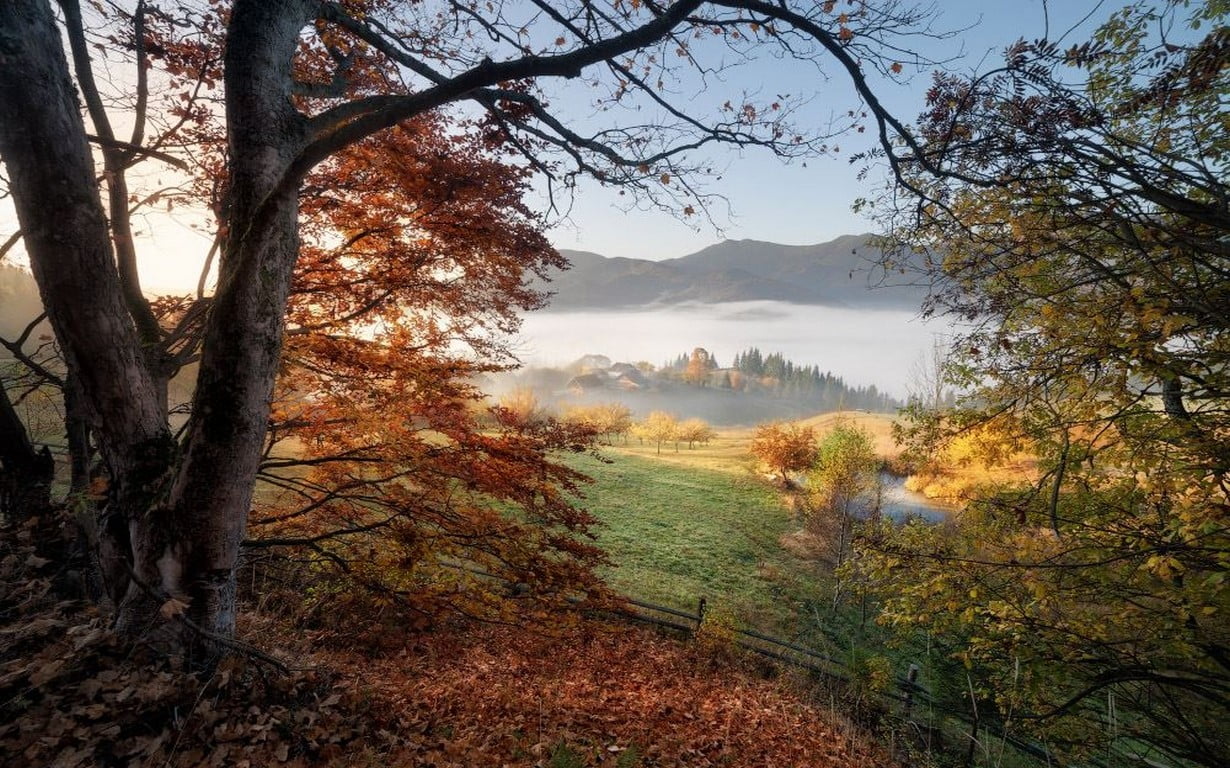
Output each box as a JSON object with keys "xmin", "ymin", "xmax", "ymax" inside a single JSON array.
[
  {"xmin": 489, "ymin": 371, "xmax": 858, "ymax": 426},
  {"xmin": 512, "ymin": 301, "xmax": 940, "ymax": 399},
  {"xmin": 486, "ymin": 300, "xmax": 940, "ymax": 426},
  {"xmin": 493, "ymin": 300, "xmax": 943, "ymax": 424}
]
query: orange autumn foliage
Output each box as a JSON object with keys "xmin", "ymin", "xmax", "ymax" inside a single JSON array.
[
  {"xmin": 323, "ymin": 621, "xmax": 898, "ymax": 768},
  {"xmin": 749, "ymin": 422, "xmax": 818, "ymax": 484},
  {"xmin": 130, "ymin": 4, "xmax": 612, "ymax": 628},
  {"xmin": 249, "ymin": 119, "xmax": 609, "ymax": 628}
]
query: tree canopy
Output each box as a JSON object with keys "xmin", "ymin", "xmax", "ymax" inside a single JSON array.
[
  {"xmin": 750, "ymin": 422, "xmax": 817, "ymax": 484},
  {"xmin": 858, "ymin": 2, "xmax": 1230, "ymax": 764}
]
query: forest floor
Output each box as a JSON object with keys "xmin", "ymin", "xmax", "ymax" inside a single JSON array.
[{"xmin": 1, "ymin": 525, "xmax": 900, "ymax": 768}]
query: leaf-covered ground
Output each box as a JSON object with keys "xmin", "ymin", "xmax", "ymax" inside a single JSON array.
[
  {"xmin": 320, "ymin": 621, "xmax": 896, "ymax": 767},
  {"xmin": 2, "ymin": 528, "xmax": 896, "ymax": 768}
]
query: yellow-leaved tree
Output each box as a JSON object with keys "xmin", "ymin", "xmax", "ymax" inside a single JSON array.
[{"xmin": 857, "ymin": 3, "xmax": 1230, "ymax": 765}]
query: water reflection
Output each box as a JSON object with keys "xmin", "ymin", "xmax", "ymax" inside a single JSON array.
[{"xmin": 878, "ymin": 472, "xmax": 950, "ymax": 523}]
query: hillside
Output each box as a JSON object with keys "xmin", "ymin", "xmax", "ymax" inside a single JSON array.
[
  {"xmin": 539, "ymin": 234, "xmax": 926, "ymax": 311},
  {"xmin": 4, "ymin": 235, "xmax": 925, "ymax": 329}
]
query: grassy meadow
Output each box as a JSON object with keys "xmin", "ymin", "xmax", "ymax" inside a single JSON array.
[
  {"xmin": 567, "ymin": 411, "xmax": 900, "ymax": 637},
  {"xmin": 608, "ymin": 410, "xmax": 901, "ymax": 474},
  {"xmin": 566, "ymin": 449, "xmax": 818, "ymax": 631}
]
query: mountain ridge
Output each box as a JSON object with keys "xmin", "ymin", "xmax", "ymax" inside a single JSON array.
[
  {"xmin": 2, "ymin": 234, "xmax": 928, "ymax": 330},
  {"xmin": 541, "ymin": 233, "xmax": 925, "ymax": 311}
]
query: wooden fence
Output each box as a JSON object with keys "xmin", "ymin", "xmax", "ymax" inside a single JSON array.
[{"xmin": 611, "ymin": 595, "xmax": 1077, "ymax": 767}]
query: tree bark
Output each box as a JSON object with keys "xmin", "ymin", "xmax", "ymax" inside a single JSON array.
[
  {"xmin": 0, "ymin": 0, "xmax": 315, "ymax": 660},
  {"xmin": 0, "ymin": 0, "xmax": 177, "ymax": 589},
  {"xmin": 0, "ymin": 1, "xmax": 171, "ymax": 471},
  {"xmin": 0, "ymin": 0, "xmax": 176, "ymax": 645},
  {"xmin": 150, "ymin": 0, "xmax": 314, "ymax": 652},
  {"xmin": 63, "ymin": 371, "xmax": 93, "ymax": 495},
  {"xmin": 0, "ymin": 380, "xmax": 52, "ymax": 520}
]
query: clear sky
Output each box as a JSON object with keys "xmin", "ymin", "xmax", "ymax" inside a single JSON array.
[{"xmin": 545, "ymin": 0, "xmax": 1111, "ymax": 260}]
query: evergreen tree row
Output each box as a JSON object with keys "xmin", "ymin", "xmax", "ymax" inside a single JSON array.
[{"xmin": 663, "ymin": 346, "xmax": 900, "ymax": 413}]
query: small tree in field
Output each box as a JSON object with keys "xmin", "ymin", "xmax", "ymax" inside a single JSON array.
[
  {"xmin": 634, "ymin": 411, "xmax": 679, "ymax": 455},
  {"xmin": 677, "ymin": 418, "xmax": 717, "ymax": 449},
  {"xmin": 808, "ymin": 423, "xmax": 878, "ymax": 572},
  {"xmin": 749, "ymin": 422, "xmax": 817, "ymax": 486},
  {"xmin": 562, "ymin": 402, "xmax": 633, "ymax": 444},
  {"xmin": 498, "ymin": 387, "xmax": 548, "ymax": 427},
  {"xmin": 597, "ymin": 403, "xmax": 634, "ymax": 444}
]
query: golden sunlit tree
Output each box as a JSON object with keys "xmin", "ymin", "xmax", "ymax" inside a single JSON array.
[
  {"xmin": 677, "ymin": 418, "xmax": 717, "ymax": 449},
  {"xmin": 634, "ymin": 411, "xmax": 680, "ymax": 455},
  {"xmin": 858, "ymin": 2, "xmax": 1230, "ymax": 764},
  {"xmin": 809, "ymin": 423, "xmax": 878, "ymax": 573},
  {"xmin": 749, "ymin": 422, "xmax": 817, "ymax": 486}
]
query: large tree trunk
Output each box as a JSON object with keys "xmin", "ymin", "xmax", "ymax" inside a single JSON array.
[
  {"xmin": 0, "ymin": 0, "xmax": 177, "ymax": 629},
  {"xmin": 135, "ymin": 0, "xmax": 314, "ymax": 653},
  {"xmin": 0, "ymin": 0, "xmax": 315, "ymax": 661},
  {"xmin": 159, "ymin": 196, "xmax": 302, "ymax": 647},
  {"xmin": 0, "ymin": 2, "xmax": 171, "ymax": 468}
]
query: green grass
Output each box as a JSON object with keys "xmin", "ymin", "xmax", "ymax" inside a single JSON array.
[
  {"xmin": 565, "ymin": 450, "xmax": 824, "ymax": 632},
  {"xmin": 563, "ymin": 433, "xmax": 941, "ymax": 665}
]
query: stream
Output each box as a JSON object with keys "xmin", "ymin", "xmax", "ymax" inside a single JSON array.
[{"xmin": 877, "ymin": 472, "xmax": 951, "ymax": 523}]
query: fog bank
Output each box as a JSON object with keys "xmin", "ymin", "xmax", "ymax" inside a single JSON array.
[{"xmin": 514, "ymin": 301, "xmax": 943, "ymax": 399}]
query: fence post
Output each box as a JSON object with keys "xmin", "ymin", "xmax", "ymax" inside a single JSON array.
[
  {"xmin": 964, "ymin": 673, "xmax": 981, "ymax": 768},
  {"xmin": 696, "ymin": 596, "xmax": 707, "ymax": 632}
]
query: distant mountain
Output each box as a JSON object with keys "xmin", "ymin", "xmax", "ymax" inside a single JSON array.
[
  {"xmin": 539, "ymin": 234, "xmax": 926, "ymax": 311},
  {"xmin": 2, "ymin": 235, "xmax": 926, "ymax": 335}
]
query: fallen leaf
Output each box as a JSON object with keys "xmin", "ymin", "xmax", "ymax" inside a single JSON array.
[
  {"xmin": 159, "ymin": 597, "xmax": 190, "ymax": 620},
  {"xmin": 31, "ymin": 659, "xmax": 65, "ymax": 686}
]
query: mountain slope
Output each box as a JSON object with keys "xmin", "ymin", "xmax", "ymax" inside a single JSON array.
[{"xmin": 541, "ymin": 234, "xmax": 925, "ymax": 310}]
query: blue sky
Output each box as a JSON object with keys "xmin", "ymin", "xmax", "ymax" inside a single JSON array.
[{"xmin": 545, "ymin": 0, "xmax": 1112, "ymax": 260}]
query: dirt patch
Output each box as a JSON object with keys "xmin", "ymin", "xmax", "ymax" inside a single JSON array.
[{"xmin": 779, "ymin": 528, "xmax": 826, "ymax": 560}]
